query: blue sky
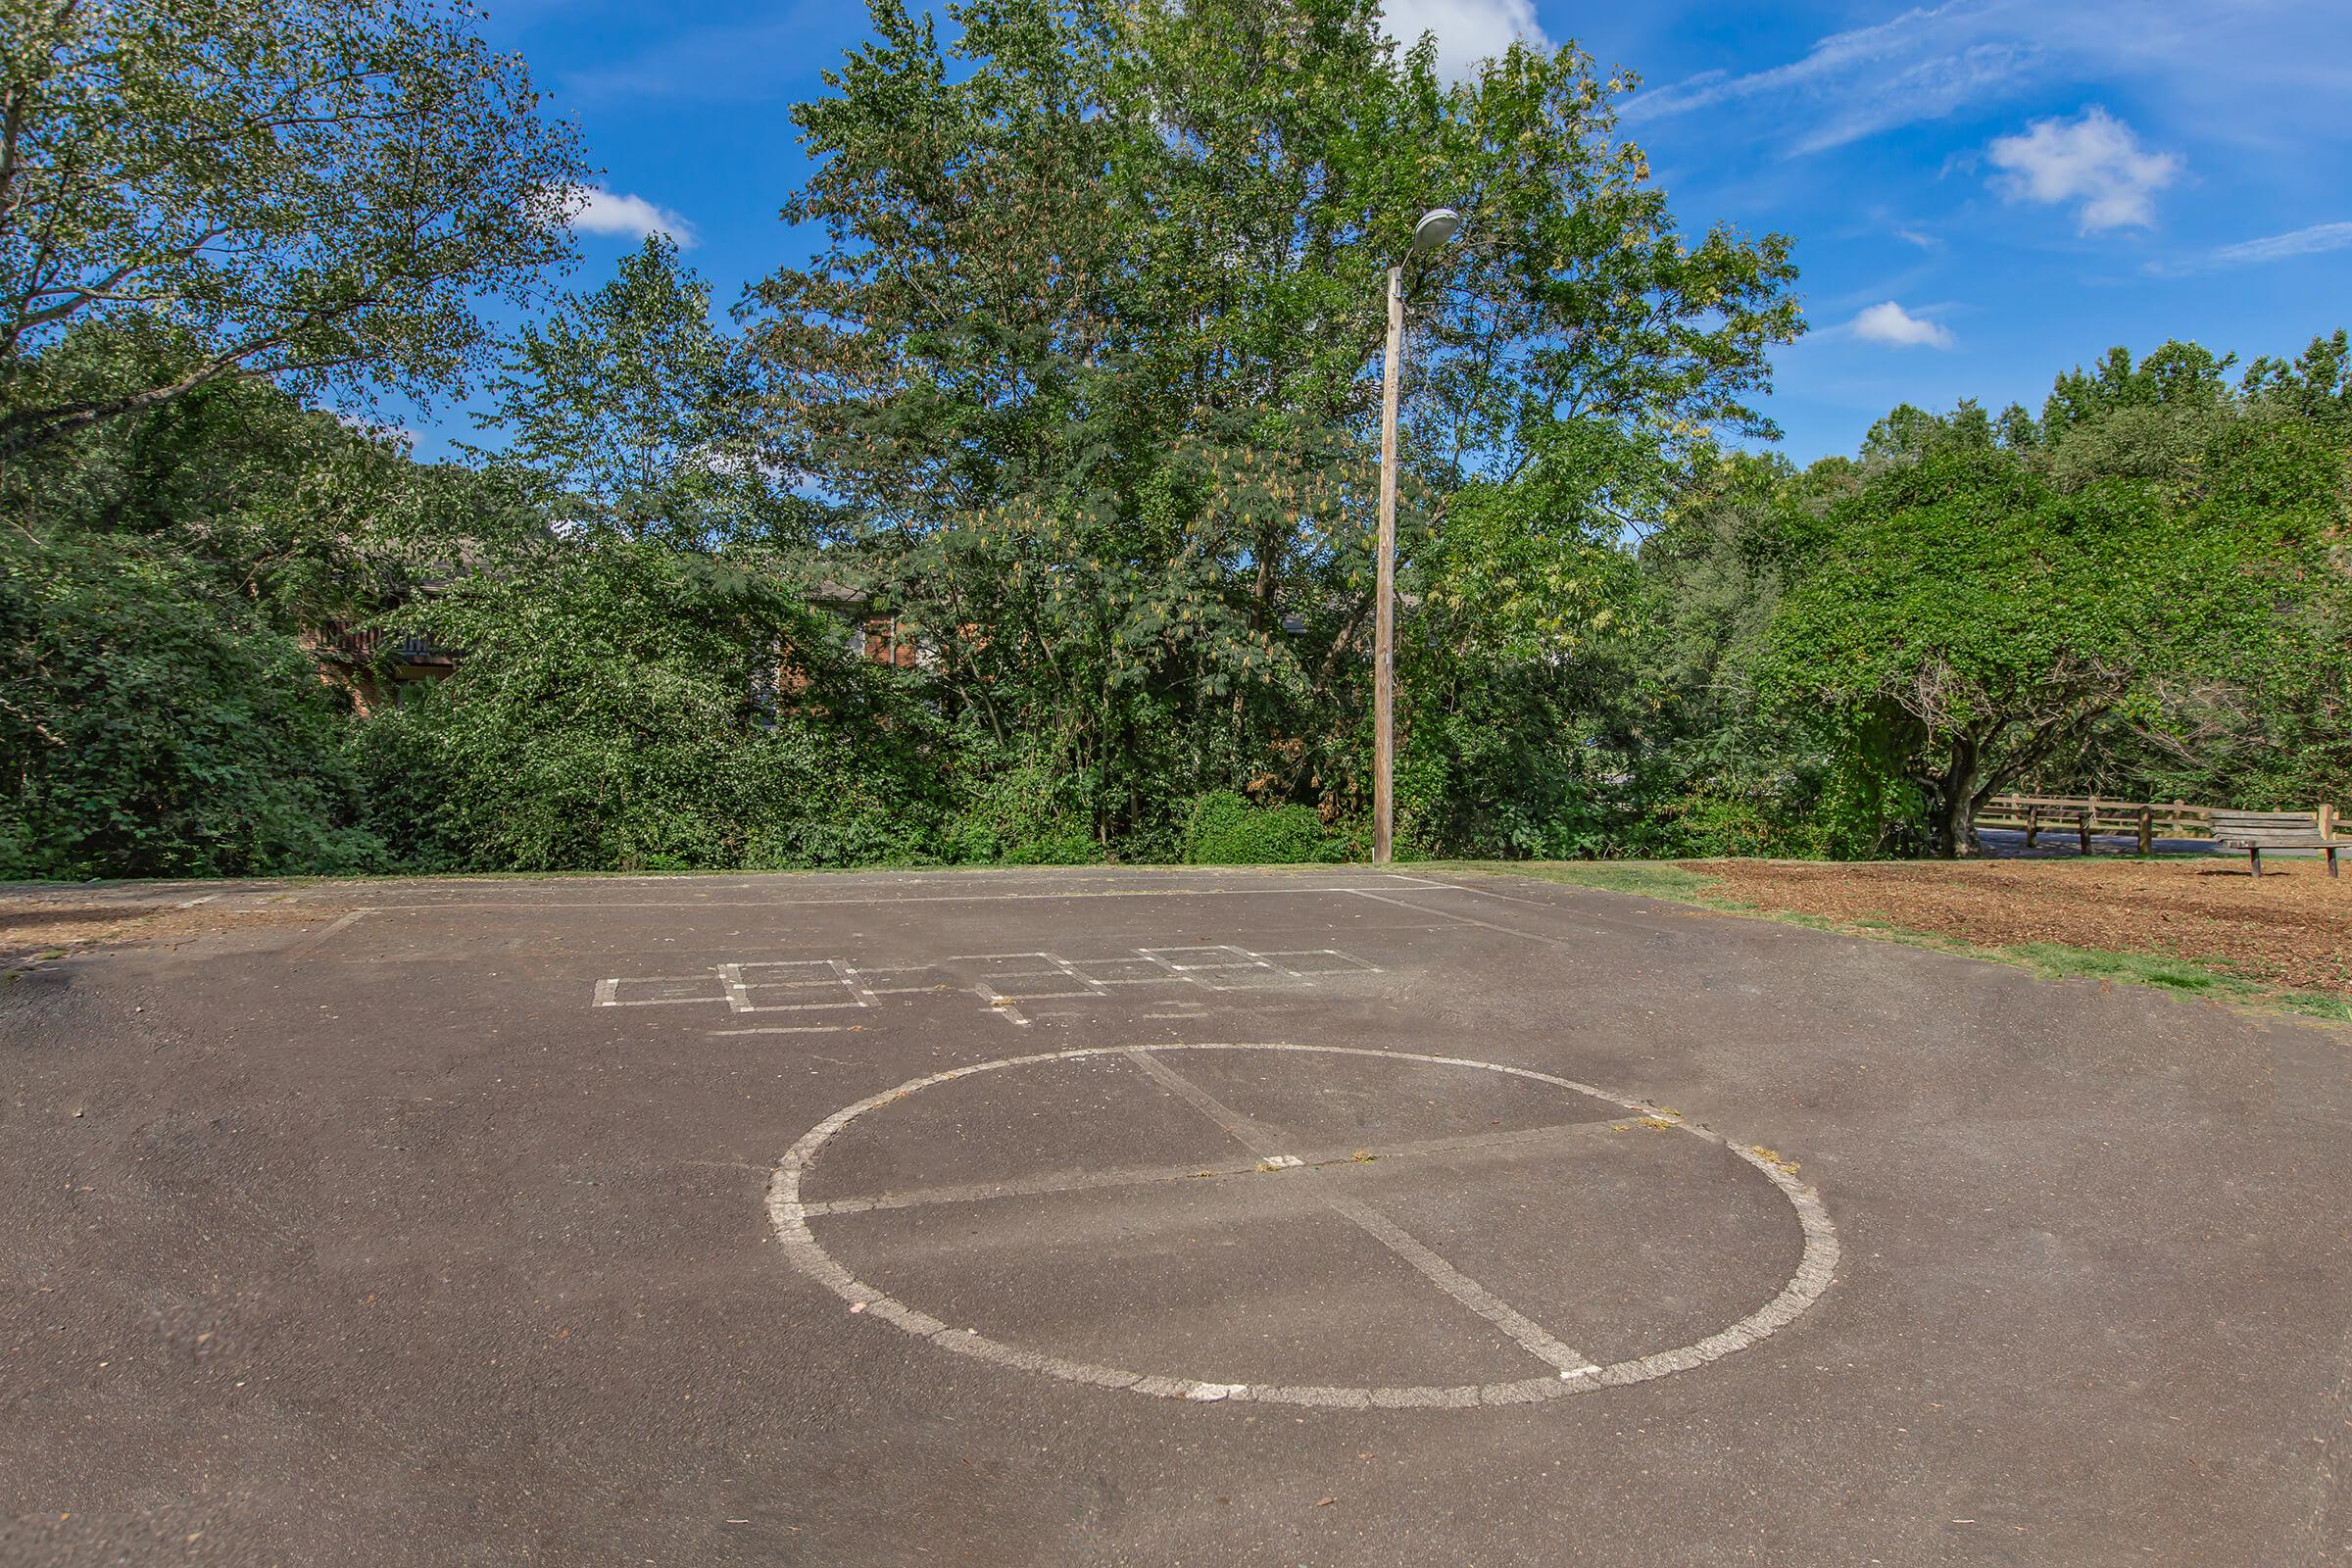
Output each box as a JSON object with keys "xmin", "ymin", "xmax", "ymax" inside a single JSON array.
[{"xmin": 419, "ymin": 0, "xmax": 2352, "ymax": 466}]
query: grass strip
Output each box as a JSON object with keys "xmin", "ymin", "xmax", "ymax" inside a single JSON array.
[{"xmin": 1440, "ymin": 858, "xmax": 2352, "ymax": 1028}]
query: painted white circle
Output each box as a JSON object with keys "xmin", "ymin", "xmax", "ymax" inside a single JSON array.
[{"xmin": 766, "ymin": 1043, "xmax": 1838, "ymax": 1408}]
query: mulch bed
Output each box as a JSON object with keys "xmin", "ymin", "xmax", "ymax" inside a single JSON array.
[{"xmin": 1688, "ymin": 857, "xmax": 2352, "ymax": 1001}]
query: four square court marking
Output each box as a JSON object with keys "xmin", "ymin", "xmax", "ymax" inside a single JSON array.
[{"xmin": 766, "ymin": 1042, "xmax": 1839, "ymax": 1410}]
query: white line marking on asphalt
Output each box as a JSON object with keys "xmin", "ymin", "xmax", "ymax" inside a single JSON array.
[
  {"xmin": 802, "ymin": 1155, "xmax": 1265, "ymax": 1215},
  {"xmin": 1319, "ymin": 1193, "xmax": 1592, "ymax": 1374},
  {"xmin": 1256, "ymin": 948, "xmax": 1384, "ymax": 975},
  {"xmin": 1121, "ymin": 1049, "xmax": 1292, "ymax": 1158},
  {"xmin": 594, "ymin": 975, "xmax": 729, "ymax": 1006},
  {"xmin": 830, "ymin": 957, "xmax": 883, "ymax": 1008},
  {"xmin": 1043, "ymin": 953, "xmax": 1109, "ymax": 994},
  {"xmin": 709, "ymin": 1025, "xmax": 851, "ymax": 1036},
  {"xmin": 284, "ymin": 907, "xmax": 376, "ymax": 959},
  {"xmin": 744, "ymin": 1000, "xmax": 869, "ymax": 1011},
  {"xmin": 1360, "ymin": 876, "xmax": 1718, "ymax": 944},
  {"xmin": 801, "ymin": 1118, "xmax": 1646, "ymax": 1216},
  {"xmin": 1122, "ymin": 1048, "xmax": 1592, "ymax": 1373},
  {"xmin": 600, "ymin": 941, "xmax": 1363, "ymax": 1019},
  {"xmin": 977, "ymin": 985, "xmax": 1033, "ymax": 1028},
  {"xmin": 768, "ymin": 1043, "xmax": 1840, "ymax": 1410},
  {"xmin": 1344, "ymin": 887, "xmax": 1598, "ymax": 948},
  {"xmin": 322, "ymin": 881, "xmax": 1462, "ymax": 912}
]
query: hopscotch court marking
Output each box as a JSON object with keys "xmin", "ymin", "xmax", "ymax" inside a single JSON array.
[{"xmin": 592, "ymin": 944, "xmax": 1385, "ymax": 1035}]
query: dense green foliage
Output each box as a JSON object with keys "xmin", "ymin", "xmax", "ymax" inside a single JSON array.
[
  {"xmin": 0, "ymin": 318, "xmax": 487, "ymax": 877},
  {"xmin": 748, "ymin": 0, "xmax": 1799, "ymax": 854},
  {"xmin": 0, "ymin": 528, "xmax": 376, "ymax": 878},
  {"xmin": 1181, "ymin": 791, "xmax": 1350, "ymax": 864},
  {"xmin": 1, "ymin": 0, "xmax": 584, "ymax": 461},
  {"xmin": 3, "ymin": 0, "xmax": 2347, "ymax": 880},
  {"xmin": 467, "ymin": 238, "xmax": 802, "ymax": 549},
  {"xmin": 349, "ymin": 540, "xmax": 945, "ymax": 871},
  {"xmin": 1637, "ymin": 338, "xmax": 2352, "ymax": 857},
  {"xmin": 1755, "ymin": 444, "xmax": 2278, "ymax": 855}
]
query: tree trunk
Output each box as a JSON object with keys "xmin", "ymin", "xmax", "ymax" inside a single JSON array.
[
  {"xmin": 1929, "ymin": 736, "xmax": 1982, "ymax": 859},
  {"xmin": 1936, "ymin": 787, "xmax": 1975, "ymax": 860}
]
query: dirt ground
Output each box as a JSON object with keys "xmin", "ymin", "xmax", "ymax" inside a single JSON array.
[
  {"xmin": 0, "ymin": 883, "xmax": 318, "ymax": 967},
  {"xmin": 1690, "ymin": 855, "xmax": 2352, "ymax": 1000}
]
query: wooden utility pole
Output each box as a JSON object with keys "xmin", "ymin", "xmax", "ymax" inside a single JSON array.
[{"xmin": 1373, "ymin": 263, "xmax": 1403, "ymax": 867}]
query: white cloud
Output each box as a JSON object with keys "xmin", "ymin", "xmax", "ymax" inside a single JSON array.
[
  {"xmin": 2210, "ymin": 220, "xmax": 2352, "ymax": 267},
  {"xmin": 1618, "ymin": 3, "xmax": 2352, "ymax": 160},
  {"xmin": 1853, "ymin": 301, "xmax": 1956, "ymax": 349},
  {"xmin": 1623, "ymin": 4, "xmax": 1947, "ymax": 117},
  {"xmin": 543, "ymin": 184, "xmax": 698, "ymax": 247},
  {"xmin": 1985, "ymin": 107, "xmax": 2179, "ymax": 231},
  {"xmin": 1377, "ymin": 0, "xmax": 1548, "ymax": 81}
]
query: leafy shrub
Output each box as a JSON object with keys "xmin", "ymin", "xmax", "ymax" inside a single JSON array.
[
  {"xmin": 939, "ymin": 760, "xmax": 1099, "ymax": 865},
  {"xmin": 0, "ymin": 533, "xmax": 382, "ymax": 878},
  {"xmin": 1653, "ymin": 757, "xmax": 1912, "ymax": 861},
  {"xmin": 730, "ymin": 730, "xmax": 940, "ymax": 870},
  {"xmin": 1655, "ymin": 788, "xmax": 1826, "ymax": 859},
  {"xmin": 348, "ymin": 540, "xmax": 950, "ymax": 872},
  {"xmin": 1106, "ymin": 811, "xmax": 1187, "ymax": 866},
  {"xmin": 1180, "ymin": 790, "xmax": 1347, "ymax": 864}
]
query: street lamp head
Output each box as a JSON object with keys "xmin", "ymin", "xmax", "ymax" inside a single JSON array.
[{"xmin": 1410, "ymin": 207, "xmax": 1461, "ymax": 254}]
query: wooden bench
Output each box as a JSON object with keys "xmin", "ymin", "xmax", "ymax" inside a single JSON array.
[{"xmin": 2211, "ymin": 809, "xmax": 2342, "ymax": 877}]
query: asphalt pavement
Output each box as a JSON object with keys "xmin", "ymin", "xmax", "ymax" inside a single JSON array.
[{"xmin": 3, "ymin": 866, "xmax": 2346, "ymax": 1565}]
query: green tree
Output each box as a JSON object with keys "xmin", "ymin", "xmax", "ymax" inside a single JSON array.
[
  {"xmin": 471, "ymin": 237, "xmax": 801, "ymax": 548},
  {"xmin": 0, "ymin": 317, "xmax": 530, "ymax": 880},
  {"xmin": 356, "ymin": 539, "xmax": 944, "ymax": 872},
  {"xmin": 1616, "ymin": 452, "xmax": 1865, "ymax": 858},
  {"xmin": 1398, "ymin": 420, "xmax": 1654, "ymax": 855},
  {"xmin": 749, "ymin": 0, "xmax": 1800, "ymax": 847},
  {"xmin": 0, "ymin": 528, "xmax": 379, "ymax": 878},
  {"xmin": 1971, "ymin": 337, "xmax": 2352, "ymax": 816},
  {"xmin": 4, "ymin": 318, "xmax": 436, "ymax": 623},
  {"xmin": 0, "ymin": 0, "xmax": 585, "ymax": 460},
  {"xmin": 2241, "ymin": 329, "xmax": 2352, "ymax": 431},
  {"xmin": 1753, "ymin": 428, "xmax": 2337, "ymax": 857}
]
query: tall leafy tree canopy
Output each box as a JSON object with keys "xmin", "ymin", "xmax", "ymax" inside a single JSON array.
[
  {"xmin": 0, "ymin": 318, "xmax": 461, "ymax": 878},
  {"xmin": 0, "ymin": 0, "xmax": 585, "ymax": 875},
  {"xmin": 1681, "ymin": 341, "xmax": 2352, "ymax": 858},
  {"xmin": 747, "ymin": 0, "xmax": 1800, "ymax": 835},
  {"xmin": 0, "ymin": 0, "xmax": 586, "ymax": 460},
  {"xmin": 470, "ymin": 237, "xmax": 804, "ymax": 550}
]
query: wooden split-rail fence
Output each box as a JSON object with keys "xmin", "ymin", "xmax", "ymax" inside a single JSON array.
[{"xmin": 1978, "ymin": 794, "xmax": 2341, "ymax": 858}]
